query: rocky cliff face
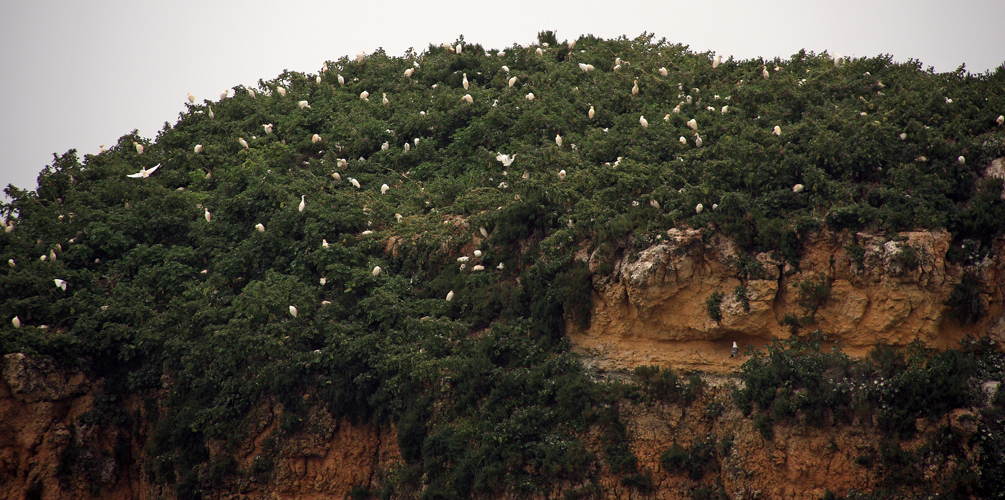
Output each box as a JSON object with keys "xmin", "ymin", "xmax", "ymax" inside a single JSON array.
[{"xmin": 573, "ymin": 229, "xmax": 1003, "ymax": 373}]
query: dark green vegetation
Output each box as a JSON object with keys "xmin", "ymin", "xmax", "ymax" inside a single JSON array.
[{"xmin": 2, "ymin": 31, "xmax": 1005, "ymax": 498}]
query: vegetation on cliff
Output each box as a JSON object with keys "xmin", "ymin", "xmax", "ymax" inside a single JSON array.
[{"xmin": 2, "ymin": 31, "xmax": 1004, "ymax": 498}]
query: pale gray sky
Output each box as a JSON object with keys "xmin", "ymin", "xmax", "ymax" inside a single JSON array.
[{"xmin": 2, "ymin": 0, "xmax": 1002, "ymax": 198}]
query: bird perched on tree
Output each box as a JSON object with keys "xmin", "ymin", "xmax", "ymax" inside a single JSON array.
[
  {"xmin": 713, "ymin": 54, "xmax": 722, "ymax": 69},
  {"xmin": 639, "ymin": 115, "xmax": 648, "ymax": 128},
  {"xmin": 463, "ymin": 73, "xmax": 469, "ymax": 90},
  {"xmin": 312, "ymin": 134, "xmax": 322, "ymax": 144},
  {"xmin": 289, "ymin": 306, "xmax": 298, "ymax": 318},
  {"xmin": 54, "ymin": 279, "xmax": 67, "ymax": 291},
  {"xmin": 695, "ymin": 135, "xmax": 703, "ymax": 148},
  {"xmin": 404, "ymin": 68, "xmax": 414, "ymax": 77},
  {"xmin": 687, "ymin": 118, "xmax": 697, "ymax": 131},
  {"xmin": 220, "ymin": 89, "xmax": 229, "ymax": 100},
  {"xmin": 472, "ymin": 265, "xmax": 485, "ymax": 272},
  {"xmin": 350, "ymin": 178, "xmax": 361, "ymax": 189},
  {"xmin": 679, "ymin": 136, "xmax": 687, "ymax": 145},
  {"xmin": 762, "ymin": 65, "xmax": 770, "ymax": 79},
  {"xmin": 204, "ymin": 208, "xmax": 211, "ymax": 222},
  {"xmin": 263, "ymin": 123, "xmax": 274, "ymax": 134},
  {"xmin": 650, "ymin": 199, "xmax": 661, "ymax": 209},
  {"xmin": 525, "ymin": 92, "xmax": 535, "ymax": 101},
  {"xmin": 496, "ymin": 153, "xmax": 515, "ymax": 167},
  {"xmin": 772, "ymin": 126, "xmax": 782, "ymax": 136},
  {"xmin": 509, "ymin": 76, "xmax": 517, "ymax": 87},
  {"xmin": 381, "ymin": 184, "xmax": 390, "ymax": 195},
  {"xmin": 187, "ymin": 93, "xmax": 195, "ymax": 103},
  {"xmin": 632, "ymin": 80, "xmax": 639, "ymax": 96},
  {"xmin": 998, "ymin": 115, "xmax": 1004, "ymax": 125},
  {"xmin": 446, "ymin": 290, "xmax": 454, "ymax": 301},
  {"xmin": 7, "ymin": 259, "xmax": 14, "ymax": 268},
  {"xmin": 299, "ymin": 100, "xmax": 310, "ymax": 109},
  {"xmin": 731, "ymin": 341, "xmax": 739, "ymax": 357},
  {"xmin": 558, "ymin": 169, "xmax": 567, "ymax": 180},
  {"xmin": 247, "ymin": 88, "xmax": 256, "ymax": 98},
  {"xmin": 134, "ymin": 142, "xmax": 144, "ymax": 154},
  {"xmin": 255, "ymin": 223, "xmax": 265, "ymax": 233},
  {"xmin": 382, "ymin": 93, "xmax": 389, "ymax": 105},
  {"xmin": 555, "ymin": 134, "xmax": 562, "ymax": 147},
  {"xmin": 589, "ymin": 105, "xmax": 595, "ymax": 119},
  {"xmin": 238, "ymin": 137, "xmax": 249, "ymax": 149},
  {"xmin": 958, "ymin": 156, "xmax": 966, "ymax": 165},
  {"xmin": 480, "ymin": 227, "xmax": 489, "ymax": 238},
  {"xmin": 357, "ymin": 51, "xmax": 366, "ymax": 63},
  {"xmin": 793, "ymin": 184, "xmax": 805, "ymax": 193},
  {"xmin": 322, "ymin": 239, "xmax": 330, "ymax": 249},
  {"xmin": 127, "ymin": 163, "xmax": 160, "ymax": 178},
  {"xmin": 695, "ymin": 203, "xmax": 704, "ymax": 214},
  {"xmin": 208, "ymin": 106, "xmax": 214, "ymax": 119},
  {"xmin": 462, "ymin": 94, "xmax": 473, "ymax": 104},
  {"xmin": 659, "ymin": 67, "xmax": 668, "ymax": 77},
  {"xmin": 299, "ymin": 195, "xmax": 306, "ymax": 212},
  {"xmin": 12, "ymin": 316, "xmax": 20, "ymax": 328},
  {"xmin": 338, "ymin": 74, "xmax": 345, "ymax": 86},
  {"xmin": 360, "ymin": 91, "xmax": 369, "ymax": 101},
  {"xmin": 277, "ymin": 86, "xmax": 287, "ymax": 97},
  {"xmin": 372, "ymin": 265, "xmax": 382, "ymax": 276},
  {"xmin": 316, "ymin": 75, "xmax": 322, "ymax": 84}
]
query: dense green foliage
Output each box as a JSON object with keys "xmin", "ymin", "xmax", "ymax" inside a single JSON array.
[{"xmin": 2, "ymin": 31, "xmax": 1004, "ymax": 498}]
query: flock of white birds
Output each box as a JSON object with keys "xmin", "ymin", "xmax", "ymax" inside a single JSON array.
[{"xmin": 12, "ymin": 41, "xmax": 1005, "ymax": 329}]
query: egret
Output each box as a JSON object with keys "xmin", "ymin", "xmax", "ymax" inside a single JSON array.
[
  {"xmin": 687, "ymin": 118, "xmax": 697, "ymax": 131},
  {"xmin": 332, "ymin": 172, "xmax": 342, "ymax": 181},
  {"xmin": 772, "ymin": 125, "xmax": 782, "ymax": 136},
  {"xmin": 134, "ymin": 142, "xmax": 144, "ymax": 154},
  {"xmin": 382, "ymin": 93, "xmax": 389, "ymax": 105},
  {"xmin": 695, "ymin": 203, "xmax": 704, "ymax": 214},
  {"xmin": 456, "ymin": 43, "xmax": 463, "ymax": 54},
  {"xmin": 49, "ymin": 249, "xmax": 57, "ymax": 261},
  {"xmin": 496, "ymin": 262, "xmax": 505, "ymax": 270},
  {"xmin": 204, "ymin": 208, "xmax": 211, "ymax": 222},
  {"xmin": 248, "ymin": 88, "xmax": 256, "ymax": 98},
  {"xmin": 357, "ymin": 51, "xmax": 365, "ymax": 63},
  {"xmin": 463, "ymin": 73, "xmax": 469, "ymax": 90},
  {"xmin": 762, "ymin": 65, "xmax": 769, "ymax": 79},
  {"xmin": 509, "ymin": 76, "xmax": 517, "ymax": 87},
  {"xmin": 312, "ymin": 134, "xmax": 322, "ymax": 144},
  {"xmin": 525, "ymin": 92, "xmax": 535, "ymax": 101},
  {"xmin": 712, "ymin": 204, "xmax": 719, "ymax": 211},
  {"xmin": 322, "ymin": 239, "xmax": 330, "ymax": 249},
  {"xmin": 338, "ymin": 74, "xmax": 345, "ymax": 86},
  {"xmin": 238, "ymin": 138, "xmax": 249, "ymax": 149},
  {"xmin": 632, "ymin": 80, "xmax": 639, "ymax": 96},
  {"xmin": 589, "ymin": 105, "xmax": 595, "ymax": 119},
  {"xmin": 578, "ymin": 63, "xmax": 589, "ymax": 72},
  {"xmin": 899, "ymin": 133, "xmax": 907, "ymax": 140},
  {"xmin": 320, "ymin": 277, "xmax": 326, "ymax": 286},
  {"xmin": 263, "ymin": 123, "xmax": 274, "ymax": 134},
  {"xmin": 480, "ymin": 226, "xmax": 489, "ymax": 238},
  {"xmin": 361, "ymin": 91, "xmax": 370, "ymax": 101},
  {"xmin": 673, "ymin": 104, "xmax": 681, "ymax": 114},
  {"xmin": 472, "ymin": 265, "xmax": 485, "ymax": 272},
  {"xmin": 194, "ymin": 144, "xmax": 203, "ymax": 153},
  {"xmin": 299, "ymin": 195, "xmax": 306, "ymax": 212},
  {"xmin": 100, "ymin": 144, "xmax": 106, "ymax": 153},
  {"xmin": 457, "ymin": 256, "xmax": 470, "ymax": 263},
  {"xmin": 555, "ymin": 134, "xmax": 562, "ymax": 147},
  {"xmin": 208, "ymin": 106, "xmax": 214, "ymax": 119},
  {"xmin": 446, "ymin": 290, "xmax": 455, "ymax": 301},
  {"xmin": 558, "ymin": 169, "xmax": 567, "ymax": 180},
  {"xmin": 686, "ymin": 95, "xmax": 692, "ymax": 105},
  {"xmin": 659, "ymin": 67, "xmax": 668, "ymax": 77},
  {"xmin": 255, "ymin": 223, "xmax": 265, "ymax": 233},
  {"xmin": 316, "ymin": 75, "xmax": 322, "ymax": 84},
  {"xmin": 187, "ymin": 93, "xmax": 195, "ymax": 103},
  {"xmin": 40, "ymin": 255, "xmax": 46, "ymax": 261},
  {"xmin": 7, "ymin": 259, "xmax": 13, "ymax": 268},
  {"xmin": 713, "ymin": 54, "xmax": 722, "ymax": 69},
  {"xmin": 350, "ymin": 178, "xmax": 361, "ymax": 189},
  {"xmin": 721, "ymin": 105, "xmax": 729, "ymax": 114},
  {"xmin": 473, "ymin": 250, "xmax": 482, "ymax": 257},
  {"xmin": 372, "ymin": 265, "xmax": 382, "ymax": 276},
  {"xmin": 289, "ymin": 305, "xmax": 298, "ymax": 318},
  {"xmin": 277, "ymin": 86, "xmax": 287, "ymax": 97},
  {"xmin": 12, "ymin": 316, "xmax": 20, "ymax": 328},
  {"xmin": 536, "ymin": 48, "xmax": 543, "ymax": 56},
  {"xmin": 695, "ymin": 135, "xmax": 703, "ymax": 148},
  {"xmin": 731, "ymin": 341, "xmax": 738, "ymax": 357},
  {"xmin": 496, "ymin": 153, "xmax": 515, "ymax": 167},
  {"xmin": 404, "ymin": 143, "xmax": 410, "ymax": 153},
  {"xmin": 998, "ymin": 115, "xmax": 1004, "ymax": 125},
  {"xmin": 414, "ymin": 138, "xmax": 420, "ymax": 146},
  {"xmin": 639, "ymin": 115, "xmax": 648, "ymax": 128},
  {"xmin": 650, "ymin": 199, "xmax": 661, "ymax": 209},
  {"xmin": 299, "ymin": 100, "xmax": 310, "ymax": 109},
  {"xmin": 958, "ymin": 156, "xmax": 965, "ymax": 165},
  {"xmin": 220, "ymin": 89, "xmax": 229, "ymax": 100},
  {"xmin": 502, "ymin": 65, "xmax": 510, "ymax": 72},
  {"xmin": 793, "ymin": 184, "xmax": 805, "ymax": 193},
  {"xmin": 381, "ymin": 184, "xmax": 390, "ymax": 195},
  {"xmin": 395, "ymin": 213, "xmax": 403, "ymax": 222},
  {"xmin": 833, "ymin": 53, "xmax": 844, "ymax": 67},
  {"xmin": 5, "ymin": 224, "xmax": 13, "ymax": 233},
  {"xmin": 127, "ymin": 163, "xmax": 161, "ymax": 178},
  {"xmin": 462, "ymin": 94, "xmax": 473, "ymax": 104},
  {"xmin": 679, "ymin": 136, "xmax": 687, "ymax": 145},
  {"xmin": 54, "ymin": 279, "xmax": 67, "ymax": 291},
  {"xmin": 381, "ymin": 141, "xmax": 389, "ymax": 151}
]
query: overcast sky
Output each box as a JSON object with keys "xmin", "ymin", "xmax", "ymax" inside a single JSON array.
[{"xmin": 2, "ymin": 0, "xmax": 1002, "ymax": 200}]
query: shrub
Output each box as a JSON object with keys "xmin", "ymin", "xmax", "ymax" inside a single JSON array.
[
  {"xmin": 944, "ymin": 271, "xmax": 985, "ymax": 325},
  {"xmin": 706, "ymin": 292, "xmax": 724, "ymax": 322}
]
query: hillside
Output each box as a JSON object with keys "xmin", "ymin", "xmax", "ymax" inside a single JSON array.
[{"xmin": 2, "ymin": 32, "xmax": 1005, "ymax": 499}]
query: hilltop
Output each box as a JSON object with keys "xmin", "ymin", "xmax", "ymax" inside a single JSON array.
[{"xmin": 2, "ymin": 32, "xmax": 1005, "ymax": 499}]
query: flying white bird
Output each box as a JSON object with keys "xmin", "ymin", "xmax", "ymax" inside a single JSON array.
[
  {"xmin": 299, "ymin": 195, "xmax": 306, "ymax": 212},
  {"xmin": 289, "ymin": 305, "xmax": 298, "ymax": 318},
  {"xmin": 463, "ymin": 73, "xmax": 469, "ymax": 90},
  {"xmin": 525, "ymin": 92, "xmax": 535, "ymax": 101},
  {"xmin": 381, "ymin": 184, "xmax": 390, "ymax": 195},
  {"xmin": 238, "ymin": 138, "xmax": 249, "ymax": 149},
  {"xmin": 496, "ymin": 153, "xmax": 515, "ymax": 167},
  {"xmin": 127, "ymin": 163, "xmax": 161, "ymax": 178},
  {"xmin": 462, "ymin": 94, "xmax": 473, "ymax": 104},
  {"xmin": 204, "ymin": 208, "xmax": 211, "ymax": 222},
  {"xmin": 338, "ymin": 74, "xmax": 345, "ymax": 86},
  {"xmin": 255, "ymin": 223, "xmax": 265, "ymax": 232},
  {"xmin": 194, "ymin": 144, "xmax": 203, "ymax": 153},
  {"xmin": 312, "ymin": 134, "xmax": 322, "ymax": 144},
  {"xmin": 639, "ymin": 115, "xmax": 648, "ymax": 128},
  {"xmin": 772, "ymin": 126, "xmax": 782, "ymax": 136},
  {"xmin": 360, "ymin": 91, "xmax": 370, "ymax": 101},
  {"xmin": 350, "ymin": 178, "xmax": 361, "ymax": 189},
  {"xmin": 134, "ymin": 142, "xmax": 144, "ymax": 154},
  {"xmin": 555, "ymin": 134, "xmax": 562, "ymax": 147},
  {"xmin": 687, "ymin": 119, "xmax": 697, "ymax": 131},
  {"xmin": 589, "ymin": 105, "xmax": 595, "ymax": 119},
  {"xmin": 446, "ymin": 290, "xmax": 454, "ymax": 301},
  {"xmin": 187, "ymin": 93, "xmax": 195, "ymax": 103},
  {"xmin": 277, "ymin": 86, "xmax": 286, "ymax": 97},
  {"xmin": 509, "ymin": 76, "xmax": 517, "ymax": 87},
  {"xmin": 299, "ymin": 100, "xmax": 310, "ymax": 109},
  {"xmin": 372, "ymin": 265, "xmax": 382, "ymax": 276},
  {"xmin": 263, "ymin": 123, "xmax": 274, "ymax": 134},
  {"xmin": 558, "ymin": 169, "xmax": 567, "ymax": 180},
  {"xmin": 632, "ymin": 80, "xmax": 639, "ymax": 96},
  {"xmin": 793, "ymin": 184, "xmax": 805, "ymax": 193},
  {"xmin": 54, "ymin": 279, "xmax": 67, "ymax": 291},
  {"xmin": 659, "ymin": 67, "xmax": 668, "ymax": 77},
  {"xmin": 695, "ymin": 203, "xmax": 704, "ymax": 214}
]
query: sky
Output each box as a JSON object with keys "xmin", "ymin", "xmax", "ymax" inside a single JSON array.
[{"xmin": 1, "ymin": 0, "xmax": 1002, "ymax": 200}]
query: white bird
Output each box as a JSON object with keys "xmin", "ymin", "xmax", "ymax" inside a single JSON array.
[
  {"xmin": 414, "ymin": 138, "xmax": 420, "ymax": 146},
  {"xmin": 49, "ymin": 249, "xmax": 57, "ymax": 261},
  {"xmin": 480, "ymin": 226, "xmax": 489, "ymax": 238},
  {"xmin": 322, "ymin": 239, "xmax": 330, "ymax": 249},
  {"xmin": 639, "ymin": 115, "xmax": 648, "ymax": 128},
  {"xmin": 463, "ymin": 73, "xmax": 469, "ymax": 90},
  {"xmin": 187, "ymin": 93, "xmax": 195, "ymax": 103},
  {"xmin": 998, "ymin": 115, "xmax": 1004, "ymax": 125},
  {"xmin": 695, "ymin": 203, "xmax": 704, "ymax": 214},
  {"xmin": 404, "ymin": 68, "xmax": 414, "ymax": 77},
  {"xmin": 395, "ymin": 213, "xmax": 403, "ymax": 223},
  {"xmin": 632, "ymin": 80, "xmax": 639, "ymax": 96},
  {"xmin": 382, "ymin": 93, "xmax": 389, "ymax": 106},
  {"xmin": 793, "ymin": 184, "xmax": 805, "ymax": 193},
  {"xmin": 958, "ymin": 156, "xmax": 966, "ymax": 165},
  {"xmin": 900, "ymin": 133, "xmax": 908, "ymax": 140},
  {"xmin": 731, "ymin": 341, "xmax": 738, "ymax": 357},
  {"xmin": 381, "ymin": 184, "xmax": 390, "ymax": 195},
  {"xmin": 833, "ymin": 53, "xmax": 844, "ymax": 67},
  {"xmin": 525, "ymin": 92, "xmax": 534, "ymax": 101},
  {"xmin": 462, "ymin": 94, "xmax": 473, "ymax": 104},
  {"xmin": 312, "ymin": 134, "xmax": 322, "ymax": 144},
  {"xmin": 687, "ymin": 118, "xmax": 697, "ymax": 131},
  {"xmin": 712, "ymin": 204, "xmax": 719, "ymax": 211},
  {"xmin": 299, "ymin": 100, "xmax": 310, "ymax": 109},
  {"xmin": 299, "ymin": 195, "xmax": 306, "ymax": 212},
  {"xmin": 248, "ymin": 88, "xmax": 256, "ymax": 98},
  {"xmin": 12, "ymin": 316, "xmax": 20, "ymax": 328},
  {"xmin": 650, "ymin": 199, "xmax": 661, "ymax": 209},
  {"xmin": 194, "ymin": 144, "xmax": 203, "ymax": 153},
  {"xmin": 319, "ymin": 277, "xmax": 326, "ymax": 286},
  {"xmin": 457, "ymin": 256, "xmax": 470, "ymax": 263},
  {"xmin": 263, "ymin": 123, "xmax": 274, "ymax": 134},
  {"xmin": 555, "ymin": 134, "xmax": 562, "ymax": 147},
  {"xmin": 350, "ymin": 178, "xmax": 361, "ymax": 189},
  {"xmin": 713, "ymin": 54, "xmax": 722, "ymax": 69},
  {"xmin": 338, "ymin": 74, "xmax": 345, "ymax": 86},
  {"xmin": 762, "ymin": 65, "xmax": 770, "ymax": 79},
  {"xmin": 357, "ymin": 51, "xmax": 365, "ymax": 63},
  {"xmin": 695, "ymin": 135, "xmax": 703, "ymax": 148},
  {"xmin": 659, "ymin": 67, "xmax": 668, "ymax": 77},
  {"xmin": 54, "ymin": 279, "xmax": 67, "ymax": 291},
  {"xmin": 127, "ymin": 163, "xmax": 161, "ymax": 178},
  {"xmin": 578, "ymin": 63, "xmax": 590, "ymax": 72},
  {"xmin": 204, "ymin": 208, "xmax": 211, "ymax": 222},
  {"xmin": 404, "ymin": 143, "xmax": 410, "ymax": 153},
  {"xmin": 496, "ymin": 262, "xmax": 505, "ymax": 270},
  {"xmin": 496, "ymin": 153, "xmax": 515, "ymax": 167},
  {"xmin": 446, "ymin": 290, "xmax": 454, "ymax": 301},
  {"xmin": 316, "ymin": 75, "xmax": 322, "ymax": 84},
  {"xmin": 208, "ymin": 106, "xmax": 214, "ymax": 119},
  {"xmin": 536, "ymin": 48, "xmax": 543, "ymax": 56},
  {"xmin": 381, "ymin": 141, "xmax": 389, "ymax": 151},
  {"xmin": 134, "ymin": 142, "xmax": 144, "ymax": 154},
  {"xmin": 372, "ymin": 265, "xmax": 382, "ymax": 276},
  {"xmin": 238, "ymin": 138, "xmax": 249, "ymax": 149},
  {"xmin": 558, "ymin": 169, "xmax": 567, "ymax": 180},
  {"xmin": 7, "ymin": 259, "xmax": 14, "ymax": 268},
  {"xmin": 40, "ymin": 255, "xmax": 46, "ymax": 261},
  {"xmin": 721, "ymin": 106, "xmax": 729, "ymax": 114},
  {"xmin": 100, "ymin": 144, "xmax": 106, "ymax": 153},
  {"xmin": 332, "ymin": 172, "xmax": 342, "ymax": 181},
  {"xmin": 456, "ymin": 43, "xmax": 463, "ymax": 54},
  {"xmin": 360, "ymin": 91, "xmax": 370, "ymax": 101},
  {"xmin": 255, "ymin": 223, "xmax": 265, "ymax": 233},
  {"xmin": 502, "ymin": 65, "xmax": 510, "ymax": 72},
  {"xmin": 277, "ymin": 86, "xmax": 287, "ymax": 97},
  {"xmin": 220, "ymin": 89, "xmax": 229, "ymax": 100},
  {"xmin": 289, "ymin": 305, "xmax": 298, "ymax": 318},
  {"xmin": 613, "ymin": 64, "xmax": 621, "ymax": 71},
  {"xmin": 472, "ymin": 265, "xmax": 485, "ymax": 272},
  {"xmin": 509, "ymin": 76, "xmax": 517, "ymax": 87},
  {"xmin": 473, "ymin": 250, "xmax": 482, "ymax": 257},
  {"xmin": 589, "ymin": 105, "xmax": 595, "ymax": 119},
  {"xmin": 679, "ymin": 136, "xmax": 687, "ymax": 145},
  {"xmin": 772, "ymin": 125, "xmax": 782, "ymax": 136}
]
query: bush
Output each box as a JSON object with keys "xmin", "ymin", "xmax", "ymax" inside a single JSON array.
[
  {"xmin": 944, "ymin": 271, "xmax": 985, "ymax": 325},
  {"xmin": 706, "ymin": 292, "xmax": 724, "ymax": 322}
]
